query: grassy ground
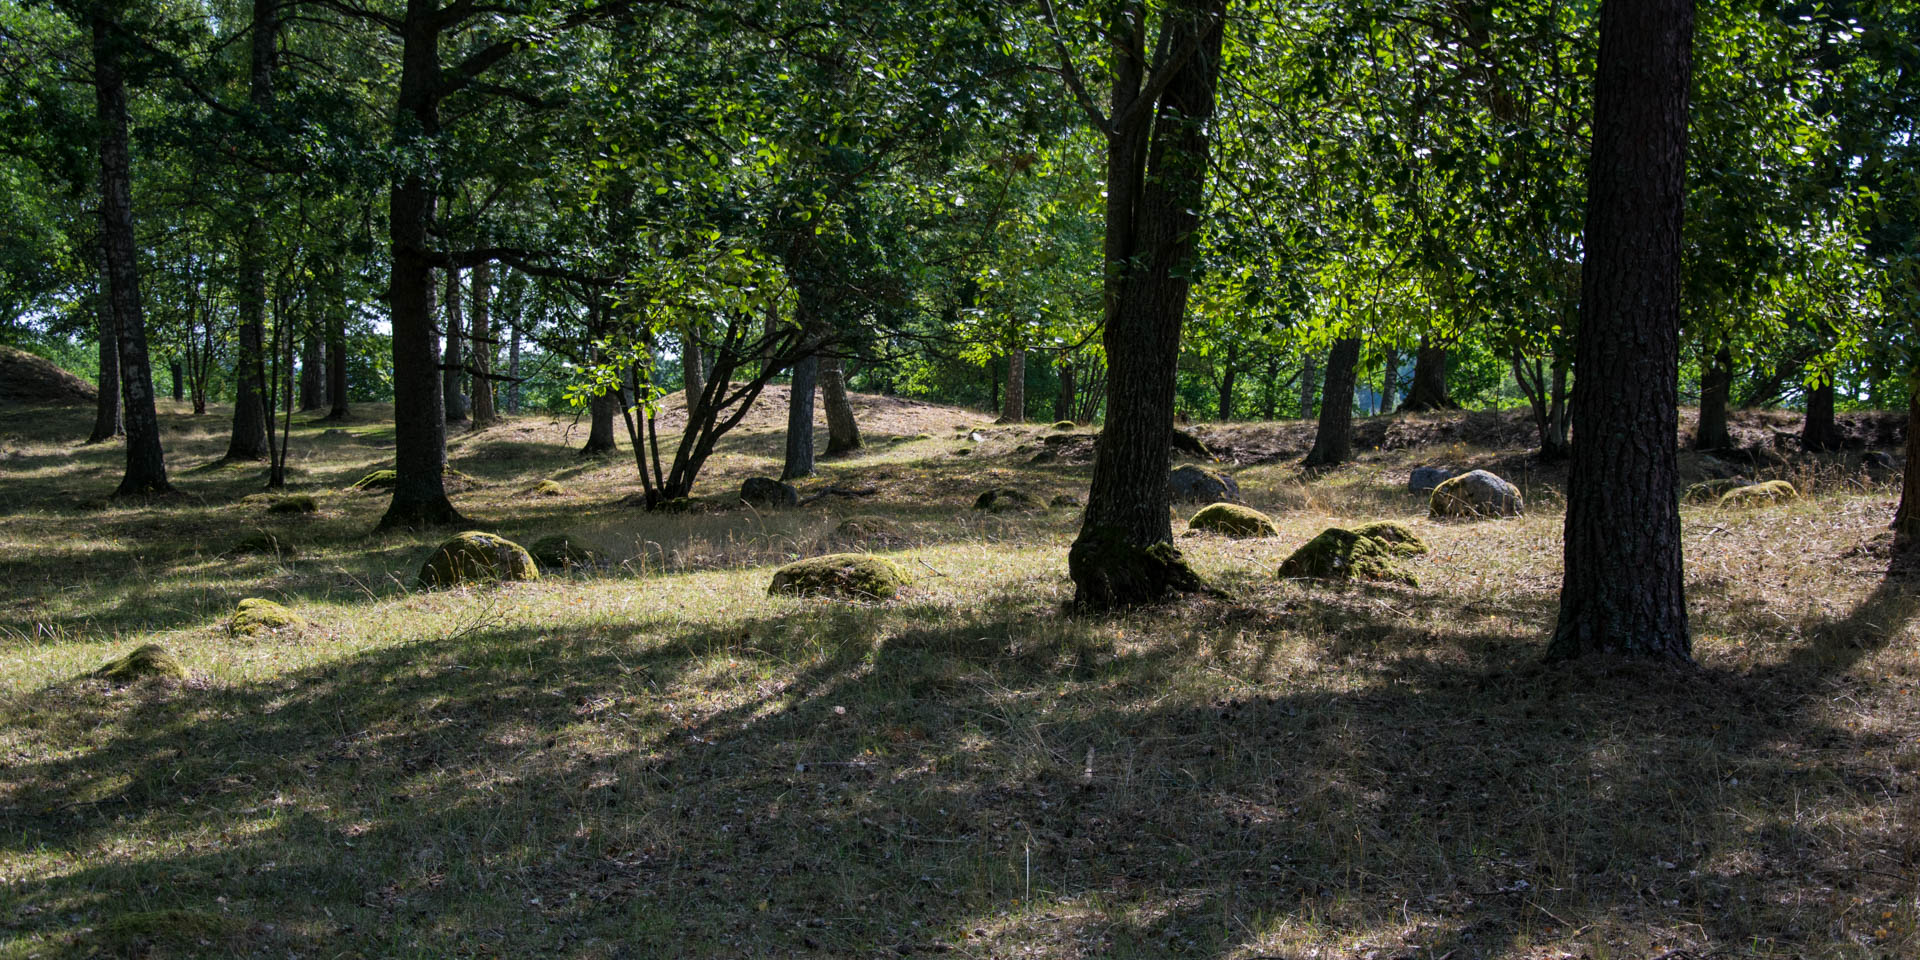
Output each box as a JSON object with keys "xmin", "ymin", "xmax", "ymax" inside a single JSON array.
[{"xmin": 0, "ymin": 396, "xmax": 1915, "ymax": 959}]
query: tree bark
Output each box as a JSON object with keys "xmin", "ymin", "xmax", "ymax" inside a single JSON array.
[
  {"xmin": 1303, "ymin": 337, "xmax": 1361, "ymax": 467},
  {"xmin": 225, "ymin": 0, "xmax": 278, "ymax": 462},
  {"xmin": 507, "ymin": 320, "xmax": 521, "ymax": 413},
  {"xmin": 325, "ymin": 301, "xmax": 349, "ymax": 420},
  {"xmin": 1801, "ymin": 378, "xmax": 1842, "ymax": 452},
  {"xmin": 782, "ymin": 352, "xmax": 819, "ymax": 480},
  {"xmin": 820, "ymin": 349, "xmax": 861, "ymax": 456},
  {"xmin": 682, "ymin": 327, "xmax": 704, "ymax": 420},
  {"xmin": 1297, "ymin": 354, "xmax": 1319, "ymax": 418},
  {"xmin": 1694, "ymin": 343, "xmax": 1732, "ymax": 450},
  {"xmin": 87, "ymin": 244, "xmax": 122, "ymax": 443},
  {"xmin": 1067, "ymin": 0, "xmax": 1227, "ymax": 609},
  {"xmin": 1217, "ymin": 340, "xmax": 1238, "ymax": 421},
  {"xmin": 470, "ymin": 261, "xmax": 495, "ymax": 424},
  {"xmin": 1379, "ymin": 348, "xmax": 1400, "ymax": 413},
  {"xmin": 442, "ymin": 265, "xmax": 467, "ymax": 423},
  {"xmin": 1055, "ymin": 359, "xmax": 1076, "ymax": 422},
  {"xmin": 1547, "ymin": 0, "xmax": 1693, "ymax": 662},
  {"xmin": 999, "ymin": 347, "xmax": 1026, "ymax": 423},
  {"xmin": 169, "ymin": 360, "xmax": 183, "ymax": 402},
  {"xmin": 299, "ymin": 332, "xmax": 323, "ymax": 410},
  {"xmin": 1892, "ymin": 386, "xmax": 1920, "ymax": 547},
  {"xmin": 92, "ymin": 11, "xmax": 169, "ymax": 496},
  {"xmin": 1397, "ymin": 336, "xmax": 1457, "ymax": 411}
]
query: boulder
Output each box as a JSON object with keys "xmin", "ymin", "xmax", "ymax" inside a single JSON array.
[
  {"xmin": 1351, "ymin": 520, "xmax": 1429, "ymax": 556},
  {"xmin": 416, "ymin": 531, "xmax": 540, "ymax": 589},
  {"xmin": 349, "ymin": 469, "xmax": 397, "ymax": 491},
  {"xmin": 1050, "ymin": 420, "xmax": 1078, "ymax": 431},
  {"xmin": 974, "ymin": 488, "xmax": 1041, "ymax": 513},
  {"xmin": 1429, "ymin": 469, "xmax": 1523, "ymax": 518},
  {"xmin": 1719, "ymin": 480, "xmax": 1798, "ymax": 507},
  {"xmin": 1695, "ymin": 455, "xmax": 1743, "ymax": 480},
  {"xmin": 528, "ymin": 534, "xmax": 599, "ymax": 572},
  {"xmin": 1050, "ymin": 494, "xmax": 1082, "ymax": 509},
  {"xmin": 1188, "ymin": 503, "xmax": 1278, "ymax": 538},
  {"xmin": 228, "ymin": 598, "xmax": 305, "ymax": 636},
  {"xmin": 1684, "ymin": 477, "xmax": 1750, "ymax": 503},
  {"xmin": 1169, "ymin": 465, "xmax": 1239, "ymax": 503},
  {"xmin": 1864, "ymin": 451, "xmax": 1897, "ymax": 471},
  {"xmin": 739, "ymin": 477, "xmax": 799, "ymax": 509},
  {"xmin": 228, "ymin": 532, "xmax": 297, "ymax": 558},
  {"xmin": 1408, "ymin": 466, "xmax": 1460, "ymax": 494},
  {"xmin": 92, "ymin": 643, "xmax": 187, "ymax": 683},
  {"xmin": 532, "ymin": 479, "xmax": 566, "ymax": 497},
  {"xmin": 769, "ymin": 554, "xmax": 909, "ymax": 601},
  {"xmin": 834, "ymin": 515, "xmax": 903, "ymax": 543},
  {"xmin": 1028, "ymin": 450, "xmax": 1058, "ymax": 465},
  {"xmin": 1278, "ymin": 528, "xmax": 1417, "ymax": 586},
  {"xmin": 266, "ymin": 494, "xmax": 316, "ymax": 515}
]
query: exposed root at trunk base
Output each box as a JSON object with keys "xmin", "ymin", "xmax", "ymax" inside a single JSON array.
[
  {"xmin": 1068, "ymin": 525, "xmax": 1219, "ymax": 610},
  {"xmin": 375, "ymin": 497, "xmax": 469, "ymax": 532}
]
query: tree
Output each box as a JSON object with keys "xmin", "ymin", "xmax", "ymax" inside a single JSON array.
[
  {"xmin": 85, "ymin": 238, "xmax": 121, "ymax": 442},
  {"xmin": 1547, "ymin": 0, "xmax": 1693, "ymax": 661},
  {"xmin": 1302, "ymin": 336, "xmax": 1360, "ymax": 467},
  {"xmin": 223, "ymin": 0, "xmax": 279, "ymax": 464}
]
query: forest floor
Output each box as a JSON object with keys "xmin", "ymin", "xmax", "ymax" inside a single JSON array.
[{"xmin": 0, "ymin": 393, "xmax": 1915, "ymax": 959}]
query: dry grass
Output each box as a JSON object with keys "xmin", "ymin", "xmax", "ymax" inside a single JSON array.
[{"xmin": 0, "ymin": 398, "xmax": 1915, "ymax": 959}]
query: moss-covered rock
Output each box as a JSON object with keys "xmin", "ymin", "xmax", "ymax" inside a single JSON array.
[
  {"xmin": 974, "ymin": 488, "xmax": 1041, "ymax": 512},
  {"xmin": 769, "ymin": 553, "xmax": 909, "ymax": 601},
  {"xmin": 1429, "ymin": 469, "xmax": 1524, "ymax": 518},
  {"xmin": 1277, "ymin": 527, "xmax": 1416, "ymax": 586},
  {"xmin": 349, "ymin": 468, "xmax": 397, "ymax": 491},
  {"xmin": 266, "ymin": 494, "xmax": 317, "ymax": 514},
  {"xmin": 834, "ymin": 515, "xmax": 903, "ymax": 542},
  {"xmin": 92, "ymin": 643, "xmax": 188, "ymax": 683},
  {"xmin": 532, "ymin": 479, "xmax": 566, "ymax": 497},
  {"xmin": 228, "ymin": 532, "xmax": 297, "ymax": 558},
  {"xmin": 416, "ymin": 531, "xmax": 540, "ymax": 588},
  {"xmin": 1719, "ymin": 479, "xmax": 1799, "ymax": 507},
  {"xmin": 1684, "ymin": 477, "xmax": 1750, "ymax": 503},
  {"xmin": 1050, "ymin": 420, "xmax": 1078, "ymax": 431},
  {"xmin": 228, "ymin": 598, "xmax": 305, "ymax": 636},
  {"xmin": 1351, "ymin": 520, "xmax": 1429, "ymax": 556},
  {"xmin": 528, "ymin": 534, "xmax": 598, "ymax": 572},
  {"xmin": 1188, "ymin": 503, "xmax": 1278, "ymax": 538}
]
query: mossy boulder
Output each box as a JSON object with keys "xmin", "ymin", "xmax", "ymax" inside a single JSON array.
[
  {"xmin": 228, "ymin": 598, "xmax": 305, "ymax": 636},
  {"xmin": 93, "ymin": 643, "xmax": 188, "ymax": 683},
  {"xmin": 740, "ymin": 476, "xmax": 800, "ymax": 509},
  {"xmin": 416, "ymin": 531, "xmax": 540, "ymax": 589},
  {"xmin": 528, "ymin": 534, "xmax": 598, "ymax": 572},
  {"xmin": 349, "ymin": 468, "xmax": 397, "ymax": 491},
  {"xmin": 1278, "ymin": 527, "xmax": 1417, "ymax": 586},
  {"xmin": 769, "ymin": 553, "xmax": 909, "ymax": 602},
  {"xmin": 228, "ymin": 532, "xmax": 297, "ymax": 558},
  {"xmin": 1684, "ymin": 477, "xmax": 1750, "ymax": 503},
  {"xmin": 974, "ymin": 488, "xmax": 1041, "ymax": 513},
  {"xmin": 532, "ymin": 479, "xmax": 566, "ymax": 497},
  {"xmin": 1429, "ymin": 469, "xmax": 1524, "ymax": 518},
  {"xmin": 266, "ymin": 494, "xmax": 317, "ymax": 514},
  {"xmin": 1188, "ymin": 503, "xmax": 1278, "ymax": 538},
  {"xmin": 1169, "ymin": 465, "xmax": 1239, "ymax": 503},
  {"xmin": 834, "ymin": 515, "xmax": 903, "ymax": 542},
  {"xmin": 1050, "ymin": 420, "xmax": 1078, "ymax": 431},
  {"xmin": 1719, "ymin": 479, "xmax": 1799, "ymax": 507},
  {"xmin": 1351, "ymin": 520, "xmax": 1429, "ymax": 556}
]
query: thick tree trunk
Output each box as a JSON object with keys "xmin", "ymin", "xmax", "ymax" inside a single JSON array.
[
  {"xmin": 1297, "ymin": 355, "xmax": 1319, "ymax": 418},
  {"xmin": 299, "ymin": 332, "xmax": 323, "ymax": 410},
  {"xmin": 1547, "ymin": 0, "xmax": 1693, "ymax": 662},
  {"xmin": 377, "ymin": 0, "xmax": 463, "ymax": 530},
  {"xmin": 782, "ymin": 352, "xmax": 819, "ymax": 480},
  {"xmin": 999, "ymin": 347, "xmax": 1026, "ymax": 423},
  {"xmin": 1303, "ymin": 337, "xmax": 1361, "ymax": 467},
  {"xmin": 470, "ymin": 261, "xmax": 495, "ymax": 425},
  {"xmin": 1694, "ymin": 343, "xmax": 1732, "ymax": 450},
  {"xmin": 225, "ymin": 0, "xmax": 278, "ymax": 462},
  {"xmin": 92, "ymin": 12, "xmax": 169, "ymax": 496},
  {"xmin": 1379, "ymin": 348, "xmax": 1400, "ymax": 413},
  {"xmin": 169, "ymin": 360, "xmax": 183, "ymax": 402},
  {"xmin": 1055, "ymin": 359, "xmax": 1076, "ymax": 422},
  {"xmin": 1892, "ymin": 387, "xmax": 1920, "ymax": 547},
  {"xmin": 87, "ymin": 248, "xmax": 122, "ymax": 443},
  {"xmin": 1801, "ymin": 378, "xmax": 1842, "ymax": 452},
  {"xmin": 1398, "ymin": 336, "xmax": 1457, "ymax": 411},
  {"xmin": 820, "ymin": 350, "xmax": 861, "ymax": 456},
  {"xmin": 325, "ymin": 305, "xmax": 349, "ymax": 420},
  {"xmin": 682, "ymin": 328, "xmax": 704, "ymax": 420},
  {"xmin": 442, "ymin": 265, "xmax": 467, "ymax": 423},
  {"xmin": 1068, "ymin": 0, "xmax": 1226, "ymax": 609}
]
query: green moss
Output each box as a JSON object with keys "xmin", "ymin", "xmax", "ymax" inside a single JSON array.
[
  {"xmin": 228, "ymin": 597, "xmax": 305, "ymax": 636},
  {"xmin": 228, "ymin": 532, "xmax": 297, "ymax": 558},
  {"xmin": 533, "ymin": 479, "xmax": 566, "ymax": 497},
  {"xmin": 1050, "ymin": 420, "xmax": 1078, "ymax": 431},
  {"xmin": 1685, "ymin": 478, "xmax": 1749, "ymax": 502},
  {"xmin": 92, "ymin": 643, "xmax": 188, "ymax": 683},
  {"xmin": 1278, "ymin": 527, "xmax": 1416, "ymax": 586},
  {"xmin": 349, "ymin": 469, "xmax": 397, "ymax": 491},
  {"xmin": 1719, "ymin": 479, "xmax": 1798, "ymax": 507},
  {"xmin": 1351, "ymin": 520, "xmax": 1429, "ymax": 556},
  {"xmin": 769, "ymin": 553, "xmax": 910, "ymax": 602},
  {"xmin": 266, "ymin": 494, "xmax": 317, "ymax": 514},
  {"xmin": 416, "ymin": 531, "xmax": 540, "ymax": 589},
  {"xmin": 835, "ymin": 515, "xmax": 902, "ymax": 542},
  {"xmin": 1188, "ymin": 503, "xmax": 1278, "ymax": 538},
  {"xmin": 974, "ymin": 488, "xmax": 1040, "ymax": 512},
  {"xmin": 529, "ymin": 534, "xmax": 598, "ymax": 572}
]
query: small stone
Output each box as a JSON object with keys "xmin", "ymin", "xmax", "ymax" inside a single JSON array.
[
  {"xmin": 228, "ymin": 598, "xmax": 306, "ymax": 636},
  {"xmin": 92, "ymin": 643, "xmax": 188, "ymax": 683}
]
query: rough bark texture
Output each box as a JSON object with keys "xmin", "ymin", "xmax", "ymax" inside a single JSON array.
[
  {"xmin": 92, "ymin": 12, "xmax": 169, "ymax": 496},
  {"xmin": 1297, "ymin": 355, "xmax": 1319, "ymax": 418},
  {"xmin": 1801, "ymin": 379, "xmax": 1842, "ymax": 452},
  {"xmin": 1055, "ymin": 360, "xmax": 1076, "ymax": 422},
  {"xmin": 1378, "ymin": 348, "xmax": 1399, "ymax": 413},
  {"xmin": 1303, "ymin": 337, "xmax": 1361, "ymax": 467},
  {"xmin": 168, "ymin": 361, "xmax": 183, "ymax": 402},
  {"xmin": 1217, "ymin": 341, "xmax": 1238, "ymax": 421},
  {"xmin": 1397, "ymin": 336, "xmax": 1458, "ymax": 411},
  {"xmin": 225, "ymin": 0, "xmax": 277, "ymax": 462},
  {"xmin": 299, "ymin": 333, "xmax": 323, "ymax": 410},
  {"xmin": 87, "ymin": 248, "xmax": 122, "ymax": 443},
  {"xmin": 469, "ymin": 261, "xmax": 495, "ymax": 424},
  {"xmin": 1068, "ymin": 0, "xmax": 1226, "ymax": 609},
  {"xmin": 782, "ymin": 352, "xmax": 819, "ymax": 480},
  {"xmin": 1893, "ymin": 387, "xmax": 1920, "ymax": 547},
  {"xmin": 1547, "ymin": 0, "xmax": 1693, "ymax": 662},
  {"xmin": 325, "ymin": 305, "xmax": 349, "ymax": 420},
  {"xmin": 999, "ymin": 347, "xmax": 1026, "ymax": 423},
  {"xmin": 506, "ymin": 322, "xmax": 521, "ymax": 414},
  {"xmin": 682, "ymin": 329, "xmax": 704, "ymax": 420},
  {"xmin": 442, "ymin": 266, "xmax": 467, "ymax": 423},
  {"xmin": 377, "ymin": 0, "xmax": 463, "ymax": 530},
  {"xmin": 581, "ymin": 336, "xmax": 619, "ymax": 456},
  {"xmin": 1694, "ymin": 343, "xmax": 1732, "ymax": 450},
  {"xmin": 820, "ymin": 350, "xmax": 861, "ymax": 456}
]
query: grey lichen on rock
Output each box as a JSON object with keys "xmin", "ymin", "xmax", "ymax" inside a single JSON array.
[
  {"xmin": 416, "ymin": 531, "xmax": 541, "ymax": 589},
  {"xmin": 1188, "ymin": 503, "xmax": 1278, "ymax": 538},
  {"xmin": 769, "ymin": 553, "xmax": 909, "ymax": 602},
  {"xmin": 228, "ymin": 598, "xmax": 306, "ymax": 636},
  {"xmin": 93, "ymin": 643, "xmax": 188, "ymax": 683},
  {"xmin": 1278, "ymin": 527, "xmax": 1417, "ymax": 586},
  {"xmin": 528, "ymin": 534, "xmax": 599, "ymax": 572},
  {"xmin": 1429, "ymin": 469, "xmax": 1524, "ymax": 518}
]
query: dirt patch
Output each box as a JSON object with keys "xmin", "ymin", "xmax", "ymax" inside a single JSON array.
[{"xmin": 0, "ymin": 345, "xmax": 96, "ymax": 406}]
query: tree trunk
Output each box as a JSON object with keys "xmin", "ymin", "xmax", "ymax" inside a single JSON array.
[
  {"xmin": 1547, "ymin": 357, "xmax": 1570, "ymax": 456},
  {"xmin": 1217, "ymin": 340, "xmax": 1238, "ymax": 421},
  {"xmin": 377, "ymin": 1, "xmax": 463, "ymax": 530},
  {"xmin": 683, "ymin": 327, "xmax": 704, "ymax": 420},
  {"xmin": 1067, "ymin": 0, "xmax": 1226, "ymax": 609},
  {"xmin": 1694, "ymin": 343, "xmax": 1732, "ymax": 450},
  {"xmin": 169, "ymin": 360, "xmax": 183, "ymax": 402},
  {"xmin": 999, "ymin": 347, "xmax": 1026, "ymax": 423},
  {"xmin": 92, "ymin": 11, "xmax": 169, "ymax": 496},
  {"xmin": 1379, "ymin": 348, "xmax": 1400, "ymax": 413},
  {"xmin": 782, "ymin": 352, "xmax": 819, "ymax": 480},
  {"xmin": 820, "ymin": 350, "xmax": 861, "ymax": 456},
  {"xmin": 1801, "ymin": 378, "xmax": 1842, "ymax": 452},
  {"xmin": 1261, "ymin": 357, "xmax": 1279, "ymax": 420},
  {"xmin": 1398, "ymin": 336, "xmax": 1457, "ymax": 411},
  {"xmin": 1303, "ymin": 337, "xmax": 1361, "ymax": 467},
  {"xmin": 442, "ymin": 265, "xmax": 467, "ymax": 423},
  {"xmin": 507, "ymin": 321, "xmax": 521, "ymax": 414},
  {"xmin": 1892, "ymin": 386, "xmax": 1920, "ymax": 547},
  {"xmin": 470, "ymin": 261, "xmax": 495, "ymax": 424},
  {"xmin": 299, "ymin": 332, "xmax": 323, "ymax": 410},
  {"xmin": 1054, "ymin": 359, "xmax": 1076, "ymax": 422},
  {"xmin": 87, "ymin": 245, "xmax": 122, "ymax": 443},
  {"xmin": 988, "ymin": 357, "xmax": 1000, "ymax": 417},
  {"xmin": 325, "ymin": 302, "xmax": 349, "ymax": 420},
  {"xmin": 1547, "ymin": 0, "xmax": 1693, "ymax": 662},
  {"xmin": 1297, "ymin": 354, "xmax": 1319, "ymax": 418},
  {"xmin": 225, "ymin": 0, "xmax": 278, "ymax": 462}
]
